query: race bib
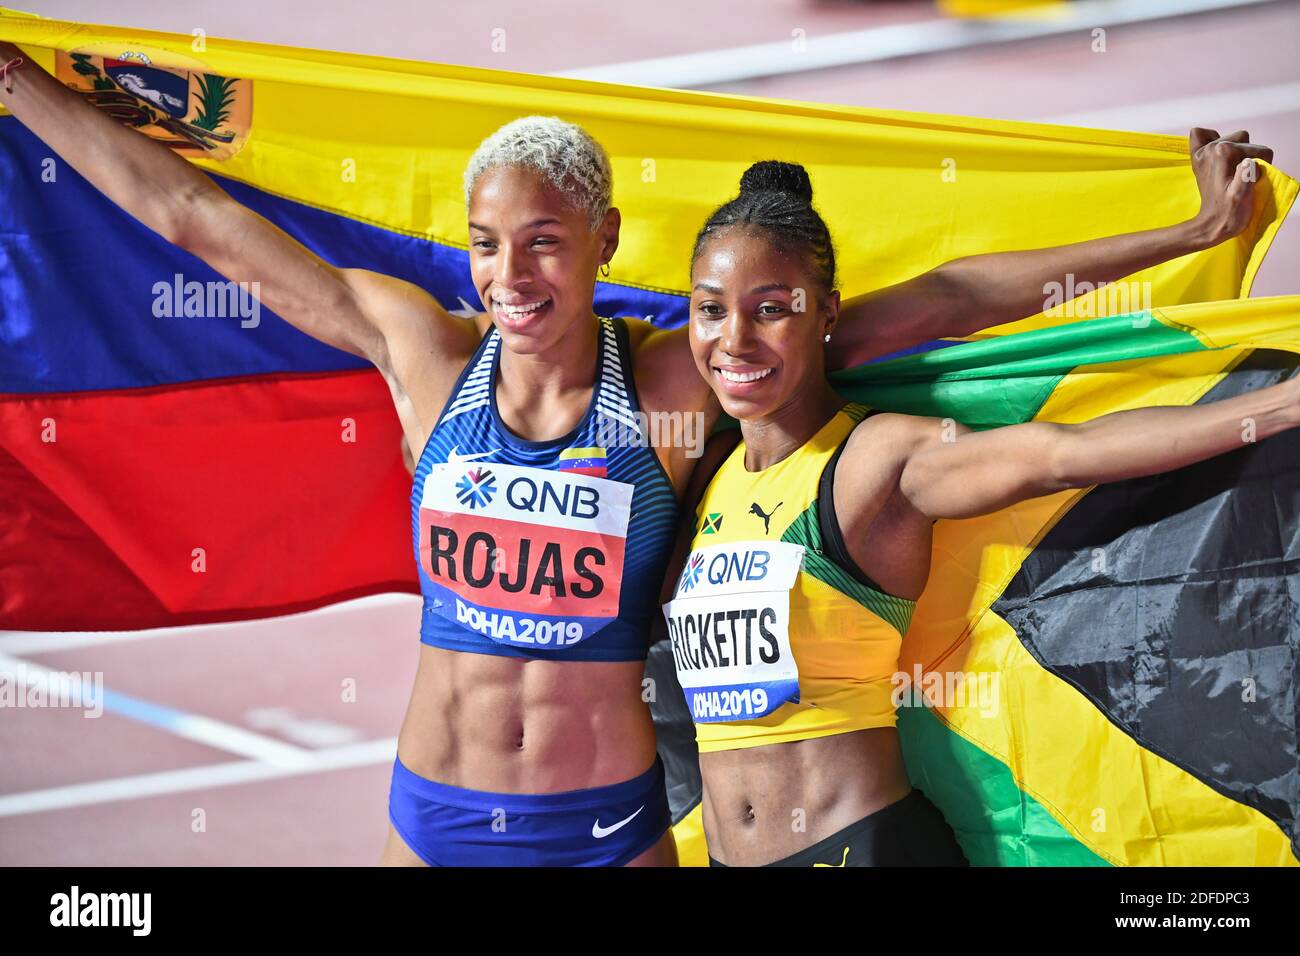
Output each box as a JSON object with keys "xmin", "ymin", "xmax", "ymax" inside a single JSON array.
[
  {"xmin": 662, "ymin": 541, "xmax": 805, "ymax": 722},
  {"xmin": 419, "ymin": 462, "xmax": 632, "ymax": 649}
]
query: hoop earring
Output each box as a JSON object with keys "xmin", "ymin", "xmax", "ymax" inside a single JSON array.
[
  {"xmin": 599, "ymin": 262, "xmax": 611, "ymax": 278},
  {"xmin": 1, "ymin": 57, "xmax": 24, "ymax": 94}
]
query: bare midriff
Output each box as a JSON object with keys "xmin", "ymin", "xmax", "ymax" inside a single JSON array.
[
  {"xmin": 396, "ymin": 644, "xmax": 658, "ymax": 793},
  {"xmin": 699, "ymin": 726, "xmax": 913, "ymax": 866}
]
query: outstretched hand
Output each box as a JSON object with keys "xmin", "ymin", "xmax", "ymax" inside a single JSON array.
[{"xmin": 1189, "ymin": 127, "xmax": 1274, "ymax": 245}]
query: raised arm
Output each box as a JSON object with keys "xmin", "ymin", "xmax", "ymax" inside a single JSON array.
[
  {"xmin": 0, "ymin": 42, "xmax": 469, "ymax": 375},
  {"xmin": 883, "ymin": 374, "xmax": 1300, "ymax": 522},
  {"xmin": 827, "ymin": 128, "xmax": 1274, "ymax": 368}
]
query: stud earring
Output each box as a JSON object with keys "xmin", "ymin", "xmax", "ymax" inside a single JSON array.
[{"xmin": 823, "ymin": 333, "xmax": 832, "ymax": 343}]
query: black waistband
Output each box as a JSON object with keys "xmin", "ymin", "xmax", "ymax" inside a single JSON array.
[{"xmin": 708, "ymin": 787, "xmax": 967, "ymax": 867}]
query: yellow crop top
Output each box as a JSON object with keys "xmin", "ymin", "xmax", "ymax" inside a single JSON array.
[{"xmin": 661, "ymin": 403, "xmax": 916, "ymax": 753}]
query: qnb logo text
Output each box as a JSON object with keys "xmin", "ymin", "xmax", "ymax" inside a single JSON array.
[
  {"xmin": 704, "ymin": 548, "xmax": 771, "ymax": 587},
  {"xmin": 505, "ymin": 476, "xmax": 601, "ymax": 519}
]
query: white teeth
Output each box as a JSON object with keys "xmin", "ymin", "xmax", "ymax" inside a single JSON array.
[
  {"xmin": 494, "ymin": 298, "xmax": 549, "ymax": 317},
  {"xmin": 717, "ymin": 367, "xmax": 773, "ymax": 384}
]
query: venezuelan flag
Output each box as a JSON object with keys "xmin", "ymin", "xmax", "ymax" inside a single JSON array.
[
  {"xmin": 558, "ymin": 446, "xmax": 608, "ymax": 478},
  {"xmin": 1, "ymin": 11, "xmax": 1296, "ymax": 866}
]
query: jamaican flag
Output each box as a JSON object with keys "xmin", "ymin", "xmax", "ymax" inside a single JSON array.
[{"xmin": 653, "ymin": 297, "xmax": 1300, "ymax": 866}]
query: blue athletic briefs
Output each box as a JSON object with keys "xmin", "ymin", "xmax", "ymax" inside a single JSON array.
[{"xmin": 388, "ymin": 755, "xmax": 673, "ymax": 866}]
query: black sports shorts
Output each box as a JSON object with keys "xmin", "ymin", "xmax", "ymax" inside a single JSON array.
[{"xmin": 708, "ymin": 787, "xmax": 969, "ymax": 867}]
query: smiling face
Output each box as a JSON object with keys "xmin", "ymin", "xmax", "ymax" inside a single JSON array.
[
  {"xmin": 467, "ymin": 164, "xmax": 619, "ymax": 355},
  {"xmin": 689, "ymin": 225, "xmax": 839, "ymax": 421}
]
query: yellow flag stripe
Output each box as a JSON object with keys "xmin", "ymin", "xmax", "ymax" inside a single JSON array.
[{"xmin": 2, "ymin": 13, "xmax": 1292, "ymax": 311}]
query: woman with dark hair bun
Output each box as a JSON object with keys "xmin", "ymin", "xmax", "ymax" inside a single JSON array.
[{"xmin": 662, "ymin": 160, "xmax": 1299, "ymax": 867}]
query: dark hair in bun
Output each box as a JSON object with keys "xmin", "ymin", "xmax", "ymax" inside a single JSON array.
[
  {"xmin": 739, "ymin": 160, "xmax": 813, "ymax": 203},
  {"xmin": 692, "ymin": 160, "xmax": 835, "ymax": 292}
]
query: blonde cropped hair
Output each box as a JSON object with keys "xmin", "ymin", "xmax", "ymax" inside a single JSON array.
[{"xmin": 464, "ymin": 115, "xmax": 613, "ymax": 230}]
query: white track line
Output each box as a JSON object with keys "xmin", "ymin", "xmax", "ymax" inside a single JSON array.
[
  {"xmin": 158, "ymin": 714, "xmax": 315, "ymax": 767},
  {"xmin": 0, "ymin": 592, "xmax": 420, "ymax": 655},
  {"xmin": 0, "ymin": 651, "xmax": 314, "ymax": 767},
  {"xmin": 0, "ymin": 738, "xmax": 398, "ymax": 818},
  {"xmin": 1038, "ymin": 81, "xmax": 1300, "ymax": 132},
  {"xmin": 556, "ymin": 0, "xmax": 1282, "ymax": 88}
]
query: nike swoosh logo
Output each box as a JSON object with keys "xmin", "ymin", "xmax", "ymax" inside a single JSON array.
[
  {"xmin": 592, "ymin": 805, "xmax": 644, "ymax": 839},
  {"xmin": 447, "ymin": 445, "xmax": 499, "ymax": 463}
]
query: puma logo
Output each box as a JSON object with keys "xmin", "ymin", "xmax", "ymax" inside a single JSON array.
[
  {"xmin": 812, "ymin": 847, "xmax": 851, "ymax": 867},
  {"xmin": 749, "ymin": 500, "xmax": 783, "ymax": 534}
]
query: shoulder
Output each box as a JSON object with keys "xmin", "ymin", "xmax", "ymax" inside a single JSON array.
[
  {"xmin": 619, "ymin": 314, "xmax": 660, "ymax": 350},
  {"xmin": 367, "ymin": 288, "xmax": 485, "ymax": 433},
  {"xmin": 681, "ymin": 428, "xmax": 743, "ymax": 512},
  {"xmin": 624, "ymin": 316, "xmax": 681, "ymax": 369},
  {"xmin": 352, "ymin": 270, "xmax": 482, "ymax": 376},
  {"xmin": 622, "ymin": 319, "xmax": 717, "ymax": 416},
  {"xmin": 832, "ymin": 411, "xmax": 962, "ymax": 519},
  {"xmin": 840, "ymin": 410, "xmax": 969, "ymax": 466}
]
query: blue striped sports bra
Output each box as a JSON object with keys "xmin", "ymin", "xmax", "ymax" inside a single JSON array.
[{"xmin": 411, "ymin": 316, "xmax": 680, "ymax": 662}]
